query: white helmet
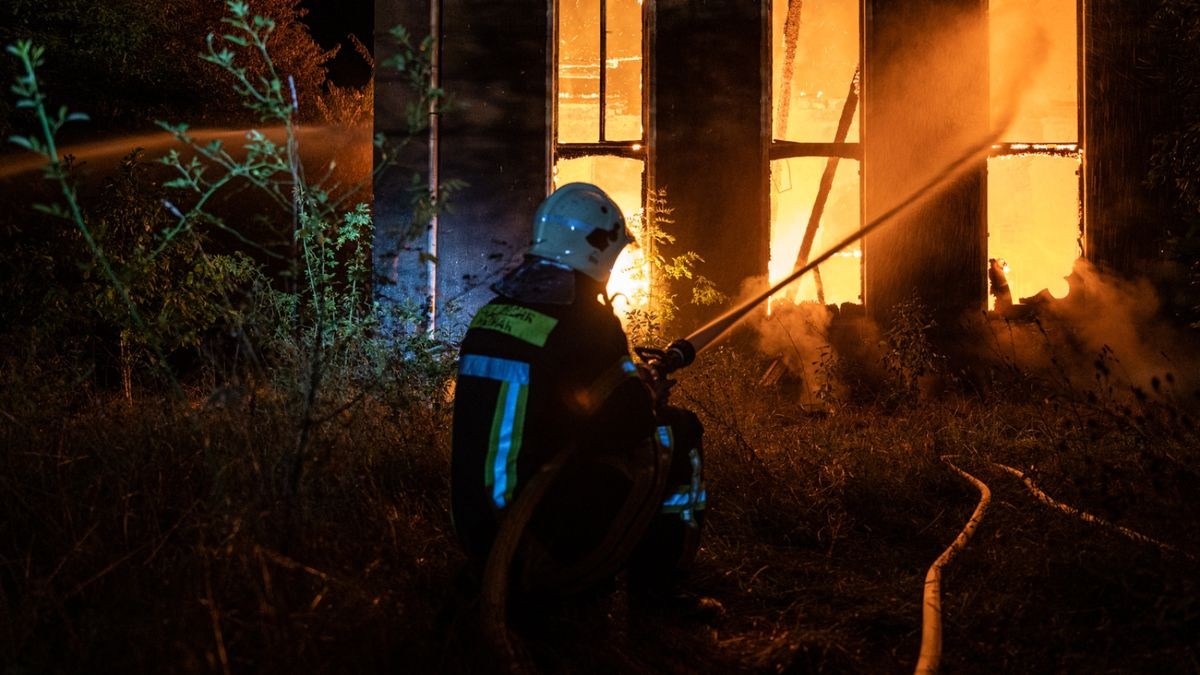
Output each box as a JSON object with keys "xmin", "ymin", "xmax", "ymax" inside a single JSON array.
[{"xmin": 529, "ymin": 183, "xmax": 633, "ymax": 283}]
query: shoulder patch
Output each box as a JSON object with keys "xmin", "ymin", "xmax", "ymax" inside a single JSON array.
[{"xmin": 470, "ymin": 304, "xmax": 560, "ymax": 347}]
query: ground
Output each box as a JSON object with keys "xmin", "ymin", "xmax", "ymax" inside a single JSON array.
[{"xmin": 2, "ymin": 319, "xmax": 1198, "ymax": 674}]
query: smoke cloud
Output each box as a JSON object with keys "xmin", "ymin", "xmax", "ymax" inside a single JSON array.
[{"xmin": 980, "ymin": 261, "xmax": 1200, "ymax": 409}]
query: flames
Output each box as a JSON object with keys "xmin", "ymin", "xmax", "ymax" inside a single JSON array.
[
  {"xmin": 606, "ymin": 239, "xmax": 651, "ymax": 319},
  {"xmin": 766, "ymin": 0, "xmax": 1081, "ymax": 314},
  {"xmin": 552, "ymin": 0, "xmax": 1083, "ymax": 322}
]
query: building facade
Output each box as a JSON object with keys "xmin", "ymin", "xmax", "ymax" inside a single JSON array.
[{"xmin": 375, "ymin": 0, "xmax": 1164, "ymax": 334}]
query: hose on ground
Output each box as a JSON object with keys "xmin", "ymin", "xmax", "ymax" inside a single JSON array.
[
  {"xmin": 480, "ymin": 450, "xmax": 574, "ymax": 674},
  {"xmin": 915, "ymin": 456, "xmax": 992, "ymax": 675},
  {"xmin": 992, "ymin": 462, "xmax": 1195, "ymax": 561}
]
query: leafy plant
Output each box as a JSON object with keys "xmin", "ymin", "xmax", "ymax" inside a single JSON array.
[
  {"xmin": 149, "ymin": 0, "xmax": 459, "ymax": 495},
  {"xmin": 620, "ymin": 188, "xmax": 727, "ymax": 346},
  {"xmin": 5, "ymin": 0, "xmax": 460, "ymax": 494},
  {"xmin": 879, "ymin": 293, "xmax": 941, "ymax": 404},
  {"xmin": 1148, "ymin": 0, "xmax": 1200, "ymax": 328},
  {"xmin": 6, "ymin": 40, "xmax": 183, "ymax": 390}
]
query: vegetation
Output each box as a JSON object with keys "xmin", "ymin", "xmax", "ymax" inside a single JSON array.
[
  {"xmin": 0, "ymin": 0, "xmax": 366, "ymax": 137},
  {"xmin": 2, "ymin": 318, "xmax": 1198, "ymax": 672},
  {"xmin": 621, "ymin": 188, "xmax": 728, "ymax": 346},
  {"xmin": 1150, "ymin": 0, "xmax": 1200, "ymax": 328},
  {"xmin": 1, "ymin": 1, "xmax": 1199, "ymax": 673}
]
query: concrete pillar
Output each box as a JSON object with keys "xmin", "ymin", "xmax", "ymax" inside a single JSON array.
[
  {"xmin": 374, "ymin": 0, "xmax": 550, "ymax": 334},
  {"xmin": 374, "ymin": 0, "xmax": 433, "ymax": 334},
  {"xmin": 653, "ymin": 0, "xmax": 770, "ymax": 330},
  {"xmin": 1084, "ymin": 0, "xmax": 1169, "ymax": 274},
  {"xmin": 862, "ymin": 0, "xmax": 989, "ymax": 321}
]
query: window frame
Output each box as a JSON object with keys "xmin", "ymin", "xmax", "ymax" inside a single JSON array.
[
  {"xmin": 550, "ymin": 0, "xmax": 652, "ymax": 194},
  {"xmin": 767, "ymin": 0, "xmax": 1087, "ymax": 308}
]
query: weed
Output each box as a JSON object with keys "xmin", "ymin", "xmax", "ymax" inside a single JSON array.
[
  {"xmin": 879, "ymin": 293, "xmax": 943, "ymax": 405},
  {"xmin": 619, "ymin": 188, "xmax": 727, "ymax": 347}
]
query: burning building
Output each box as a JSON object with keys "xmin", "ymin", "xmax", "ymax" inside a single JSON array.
[{"xmin": 375, "ymin": 0, "xmax": 1166, "ymax": 333}]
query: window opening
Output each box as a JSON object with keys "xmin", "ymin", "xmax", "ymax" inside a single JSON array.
[
  {"xmin": 987, "ymin": 0, "xmax": 1082, "ymax": 305},
  {"xmin": 769, "ymin": 0, "xmax": 1084, "ymax": 311},
  {"xmin": 554, "ymin": 0, "xmax": 648, "ymax": 320},
  {"xmin": 770, "ymin": 0, "xmax": 863, "ymax": 309}
]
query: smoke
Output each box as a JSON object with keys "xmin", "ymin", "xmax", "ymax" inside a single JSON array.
[
  {"xmin": 860, "ymin": 5, "xmax": 1050, "ymax": 313},
  {"xmin": 756, "ymin": 302, "xmax": 838, "ymax": 405},
  {"xmin": 864, "ymin": 5, "xmax": 1048, "ymax": 208},
  {"xmin": 750, "ymin": 6, "xmax": 1051, "ymax": 399},
  {"xmin": 971, "ymin": 270, "xmax": 1197, "ymax": 413},
  {"xmin": 0, "ymin": 124, "xmax": 373, "ymax": 182},
  {"xmin": 980, "ymin": 261, "xmax": 1200, "ymax": 408}
]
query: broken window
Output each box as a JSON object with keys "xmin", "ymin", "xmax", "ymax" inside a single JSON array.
[
  {"xmin": 987, "ymin": 0, "xmax": 1082, "ymax": 304},
  {"xmin": 554, "ymin": 0, "xmax": 647, "ymax": 315},
  {"xmin": 770, "ymin": 0, "xmax": 1084, "ymax": 310},
  {"xmin": 770, "ymin": 0, "xmax": 863, "ymax": 308}
]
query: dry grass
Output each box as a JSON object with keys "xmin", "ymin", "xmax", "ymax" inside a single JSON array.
[{"xmin": 2, "ymin": 329, "xmax": 1199, "ymax": 673}]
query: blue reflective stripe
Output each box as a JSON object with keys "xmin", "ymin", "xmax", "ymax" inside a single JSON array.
[
  {"xmin": 656, "ymin": 426, "xmax": 672, "ymax": 449},
  {"xmin": 620, "ymin": 358, "xmax": 638, "ymax": 375},
  {"xmin": 660, "ymin": 445, "xmax": 706, "ymax": 522},
  {"xmin": 491, "ymin": 382, "xmax": 524, "ymax": 508},
  {"xmin": 460, "ymin": 354, "xmax": 531, "ymax": 509},
  {"xmin": 460, "ymin": 354, "xmax": 530, "ymax": 384},
  {"xmin": 662, "ymin": 489, "xmax": 707, "ymax": 509}
]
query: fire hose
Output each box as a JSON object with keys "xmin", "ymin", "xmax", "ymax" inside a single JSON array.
[
  {"xmin": 912, "ymin": 458, "xmax": 1193, "ymax": 675},
  {"xmin": 480, "ymin": 422, "xmax": 673, "ymax": 672},
  {"xmin": 643, "ymin": 116, "xmax": 1013, "ymax": 383},
  {"xmin": 915, "ymin": 457, "xmax": 992, "ymax": 675},
  {"xmin": 992, "ymin": 463, "xmax": 1195, "ymax": 561},
  {"xmin": 479, "ymin": 120, "xmax": 1016, "ymax": 670}
]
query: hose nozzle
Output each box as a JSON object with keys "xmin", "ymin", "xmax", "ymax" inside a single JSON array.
[{"xmin": 660, "ymin": 339, "xmax": 696, "ymax": 376}]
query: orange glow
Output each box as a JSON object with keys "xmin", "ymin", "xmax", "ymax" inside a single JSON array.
[
  {"xmin": 769, "ymin": 0, "xmax": 862, "ymax": 310},
  {"xmin": 553, "ymin": 155, "xmax": 648, "ymax": 320},
  {"xmin": 606, "ymin": 233, "xmax": 651, "ymax": 319},
  {"xmin": 558, "ymin": 0, "xmax": 600, "ymax": 143},
  {"xmin": 991, "ymin": 0, "xmax": 1078, "ymax": 143},
  {"xmin": 988, "ymin": 155, "xmax": 1080, "ymax": 302},
  {"xmin": 988, "ymin": 0, "xmax": 1080, "ymax": 305},
  {"xmin": 771, "ymin": 0, "xmax": 860, "ymax": 142},
  {"xmin": 555, "ymin": 0, "xmax": 646, "ymax": 323},
  {"xmin": 769, "ymin": 158, "xmax": 861, "ymax": 307},
  {"xmin": 604, "ymin": 0, "xmax": 644, "ymax": 141},
  {"xmin": 557, "ymin": 0, "xmax": 643, "ymax": 143}
]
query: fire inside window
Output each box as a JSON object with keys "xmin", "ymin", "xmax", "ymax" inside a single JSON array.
[
  {"xmin": 553, "ymin": 0, "xmax": 647, "ymax": 315},
  {"xmin": 770, "ymin": 0, "xmax": 862, "ymax": 309},
  {"xmin": 988, "ymin": 0, "xmax": 1081, "ymax": 305},
  {"xmin": 769, "ymin": 0, "xmax": 1083, "ymax": 310}
]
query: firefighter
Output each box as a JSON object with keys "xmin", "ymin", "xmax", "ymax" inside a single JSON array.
[
  {"xmin": 988, "ymin": 257, "xmax": 1013, "ymax": 315},
  {"xmin": 451, "ymin": 182, "xmax": 705, "ymax": 597}
]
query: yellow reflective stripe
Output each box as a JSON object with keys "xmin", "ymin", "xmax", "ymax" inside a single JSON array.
[
  {"xmin": 471, "ymin": 304, "xmax": 559, "ymax": 347},
  {"xmin": 465, "ymin": 355, "xmax": 531, "ymax": 510},
  {"xmin": 485, "ymin": 380, "xmax": 529, "ymax": 509}
]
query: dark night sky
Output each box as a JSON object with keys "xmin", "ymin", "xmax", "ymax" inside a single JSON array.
[{"xmin": 300, "ymin": 0, "xmax": 375, "ymax": 88}]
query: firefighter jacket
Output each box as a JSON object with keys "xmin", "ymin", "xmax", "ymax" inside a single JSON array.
[{"xmin": 450, "ymin": 274, "xmax": 658, "ymax": 585}]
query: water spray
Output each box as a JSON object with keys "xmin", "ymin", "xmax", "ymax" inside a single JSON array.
[{"xmin": 640, "ymin": 119, "xmax": 1014, "ymax": 381}]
